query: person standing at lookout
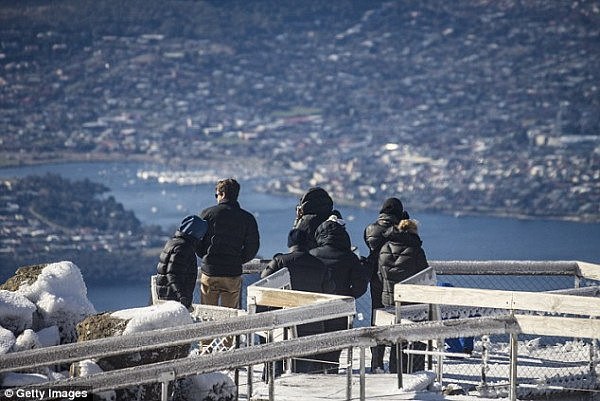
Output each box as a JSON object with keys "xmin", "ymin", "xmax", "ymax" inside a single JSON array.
[
  {"xmin": 260, "ymin": 228, "xmax": 335, "ymax": 374},
  {"xmin": 310, "ymin": 214, "xmax": 369, "ymax": 372},
  {"xmin": 155, "ymin": 215, "xmax": 208, "ymax": 310},
  {"xmin": 196, "ymin": 178, "xmax": 260, "ymax": 309},
  {"xmin": 293, "ymin": 186, "xmax": 334, "ymax": 250},
  {"xmin": 363, "ymin": 197, "xmax": 409, "ymax": 373},
  {"xmin": 378, "ymin": 218, "xmax": 429, "ymax": 373}
]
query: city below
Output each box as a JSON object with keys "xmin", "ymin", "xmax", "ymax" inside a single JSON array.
[{"xmin": 0, "ymin": 1, "xmax": 599, "ymax": 279}]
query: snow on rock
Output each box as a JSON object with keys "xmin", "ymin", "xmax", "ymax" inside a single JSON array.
[
  {"xmin": 404, "ymin": 370, "xmax": 437, "ymax": 392},
  {"xmin": 11, "ymin": 261, "xmax": 96, "ymax": 343},
  {"xmin": 0, "ymin": 289, "xmax": 36, "ymax": 333},
  {"xmin": 72, "ymin": 359, "xmax": 104, "ymax": 377},
  {"xmin": 175, "ymin": 372, "xmax": 236, "ymax": 401},
  {"xmin": 75, "ymin": 302, "xmax": 193, "ymax": 401},
  {"xmin": 111, "ymin": 300, "xmax": 192, "ymax": 334},
  {"xmin": 0, "ymin": 325, "xmax": 15, "ymax": 355},
  {"xmin": 12, "ymin": 328, "xmax": 40, "ymax": 352},
  {"xmin": 71, "ymin": 360, "xmax": 116, "ymax": 401},
  {"xmin": 36, "ymin": 325, "xmax": 60, "ymax": 348}
]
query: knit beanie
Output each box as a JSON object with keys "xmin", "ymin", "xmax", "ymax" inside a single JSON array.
[
  {"xmin": 379, "ymin": 197, "xmax": 404, "ymax": 219},
  {"xmin": 287, "ymin": 228, "xmax": 309, "ymax": 248},
  {"xmin": 179, "ymin": 215, "xmax": 208, "ymax": 241}
]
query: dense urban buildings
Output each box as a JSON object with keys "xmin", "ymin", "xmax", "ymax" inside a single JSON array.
[{"xmin": 1, "ymin": 1, "xmax": 598, "ymax": 257}]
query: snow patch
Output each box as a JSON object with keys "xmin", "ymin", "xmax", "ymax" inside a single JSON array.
[
  {"xmin": 36, "ymin": 325, "xmax": 60, "ymax": 348},
  {"xmin": 73, "ymin": 360, "xmax": 116, "ymax": 401},
  {"xmin": 14, "ymin": 261, "xmax": 96, "ymax": 342},
  {"xmin": 111, "ymin": 301, "xmax": 192, "ymax": 335},
  {"xmin": 176, "ymin": 372, "xmax": 236, "ymax": 401},
  {"xmin": 0, "ymin": 289, "xmax": 36, "ymax": 333},
  {"xmin": 0, "ymin": 372, "xmax": 49, "ymax": 386},
  {"xmin": 12, "ymin": 328, "xmax": 40, "ymax": 352},
  {"xmin": 0, "ymin": 325, "xmax": 15, "ymax": 354}
]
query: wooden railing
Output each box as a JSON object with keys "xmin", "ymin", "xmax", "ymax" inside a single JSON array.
[{"xmin": 394, "ymin": 261, "xmax": 600, "ymax": 401}]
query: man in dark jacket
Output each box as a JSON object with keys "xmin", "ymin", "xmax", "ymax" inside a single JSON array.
[
  {"xmin": 197, "ymin": 178, "xmax": 260, "ymax": 309},
  {"xmin": 261, "ymin": 228, "xmax": 334, "ymax": 373},
  {"xmin": 156, "ymin": 215, "xmax": 208, "ymax": 309},
  {"xmin": 293, "ymin": 187, "xmax": 334, "ymax": 250},
  {"xmin": 363, "ymin": 197, "xmax": 408, "ymax": 372},
  {"xmin": 310, "ymin": 215, "xmax": 368, "ymax": 372}
]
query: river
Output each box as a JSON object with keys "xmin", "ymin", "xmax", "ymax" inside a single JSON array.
[{"xmin": 2, "ymin": 161, "xmax": 599, "ymax": 312}]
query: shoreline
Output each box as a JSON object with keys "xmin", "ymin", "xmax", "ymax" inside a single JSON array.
[{"xmin": 2, "ymin": 153, "xmax": 598, "ymax": 224}]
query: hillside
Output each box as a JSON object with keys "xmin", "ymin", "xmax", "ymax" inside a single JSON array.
[
  {"xmin": 0, "ymin": 175, "xmax": 165, "ymax": 283},
  {"xmin": 0, "ymin": 0, "xmax": 598, "ymax": 221}
]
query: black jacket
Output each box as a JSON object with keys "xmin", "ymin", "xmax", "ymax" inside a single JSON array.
[
  {"xmin": 197, "ymin": 200, "xmax": 260, "ymax": 277},
  {"xmin": 261, "ymin": 246, "xmax": 335, "ymax": 294},
  {"xmin": 378, "ymin": 228, "xmax": 429, "ymax": 307},
  {"xmin": 261, "ymin": 245, "xmax": 335, "ymax": 337},
  {"xmin": 363, "ymin": 212, "xmax": 402, "ymax": 275},
  {"xmin": 310, "ymin": 220, "xmax": 368, "ymax": 299},
  {"xmin": 293, "ymin": 187, "xmax": 333, "ymax": 250},
  {"xmin": 156, "ymin": 231, "xmax": 199, "ymax": 308}
]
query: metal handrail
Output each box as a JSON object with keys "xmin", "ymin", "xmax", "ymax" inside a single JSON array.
[
  {"xmin": 0, "ymin": 297, "xmax": 355, "ymax": 373},
  {"xmin": 17, "ymin": 315, "xmax": 518, "ymax": 400}
]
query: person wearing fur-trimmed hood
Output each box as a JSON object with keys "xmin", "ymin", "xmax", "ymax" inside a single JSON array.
[
  {"xmin": 363, "ymin": 197, "xmax": 409, "ymax": 372},
  {"xmin": 378, "ymin": 218, "xmax": 429, "ymax": 373}
]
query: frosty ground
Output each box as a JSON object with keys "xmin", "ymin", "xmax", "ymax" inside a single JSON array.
[{"xmin": 245, "ymin": 346, "xmax": 593, "ymax": 401}]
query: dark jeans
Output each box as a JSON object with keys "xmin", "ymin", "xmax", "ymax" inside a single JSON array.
[
  {"xmin": 370, "ymin": 273, "xmax": 385, "ymax": 370},
  {"xmin": 389, "ymin": 341, "xmax": 426, "ymax": 374}
]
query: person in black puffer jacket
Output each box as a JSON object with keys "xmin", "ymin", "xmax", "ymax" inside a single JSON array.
[
  {"xmin": 363, "ymin": 197, "xmax": 409, "ymax": 372},
  {"xmin": 261, "ymin": 229, "xmax": 335, "ymax": 296},
  {"xmin": 293, "ymin": 187, "xmax": 334, "ymax": 250},
  {"xmin": 378, "ymin": 218, "xmax": 429, "ymax": 373},
  {"xmin": 260, "ymin": 228, "xmax": 335, "ymax": 374},
  {"xmin": 310, "ymin": 214, "xmax": 369, "ymax": 372},
  {"xmin": 379, "ymin": 219, "xmax": 428, "ymax": 306},
  {"xmin": 156, "ymin": 215, "xmax": 208, "ymax": 309}
]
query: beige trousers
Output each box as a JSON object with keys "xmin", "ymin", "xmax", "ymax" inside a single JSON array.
[{"xmin": 199, "ymin": 273, "xmax": 242, "ymax": 309}]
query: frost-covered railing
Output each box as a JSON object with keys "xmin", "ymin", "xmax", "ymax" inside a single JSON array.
[
  {"xmin": 394, "ymin": 261, "xmax": 600, "ymax": 401},
  {"xmin": 0, "ymin": 298, "xmax": 356, "ymax": 400},
  {"xmin": 4, "ymin": 260, "xmax": 598, "ymax": 401},
  {"xmin": 375, "ymin": 260, "xmax": 600, "ymax": 323},
  {"xmin": 245, "ymin": 267, "xmax": 358, "ymax": 400},
  {"xmin": 429, "ymin": 259, "xmax": 600, "ymax": 282},
  {"xmin": 245, "ymin": 259, "xmax": 600, "ymax": 279},
  {"xmin": 3, "ymin": 314, "xmax": 519, "ymax": 401}
]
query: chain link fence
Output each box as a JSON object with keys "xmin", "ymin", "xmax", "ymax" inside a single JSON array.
[
  {"xmin": 232, "ymin": 261, "xmax": 600, "ymax": 399},
  {"xmin": 429, "ymin": 270, "xmax": 599, "ymax": 399}
]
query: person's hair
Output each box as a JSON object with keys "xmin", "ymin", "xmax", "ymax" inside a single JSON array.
[
  {"xmin": 216, "ymin": 178, "xmax": 240, "ymax": 201},
  {"xmin": 398, "ymin": 219, "xmax": 418, "ymax": 234}
]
